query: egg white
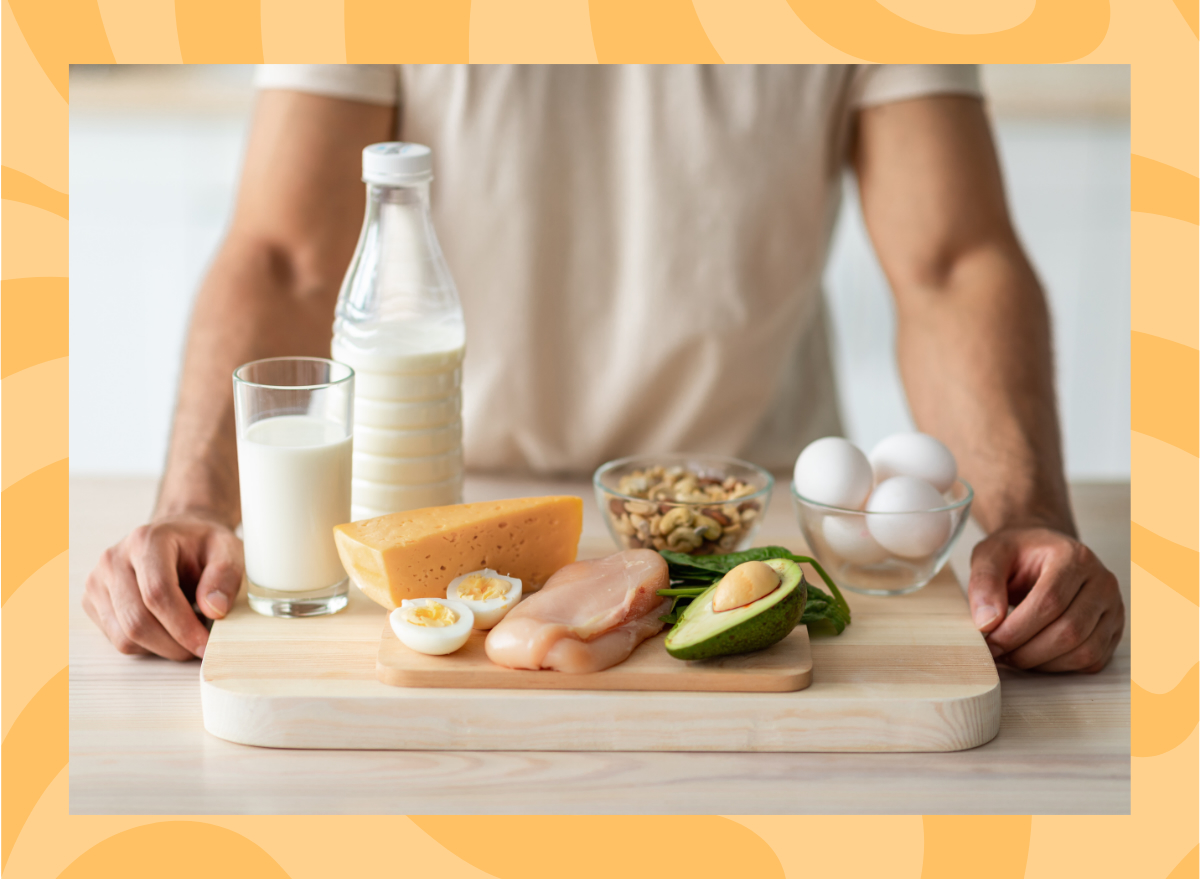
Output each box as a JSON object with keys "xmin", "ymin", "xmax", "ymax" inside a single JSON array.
[
  {"xmin": 389, "ymin": 598, "xmax": 474, "ymax": 655},
  {"xmin": 823, "ymin": 513, "xmax": 889, "ymax": 565},
  {"xmin": 446, "ymin": 568, "xmax": 522, "ymax": 629},
  {"xmin": 865, "ymin": 476, "xmax": 951, "ymax": 559},
  {"xmin": 869, "ymin": 432, "xmax": 957, "ymax": 493},
  {"xmin": 794, "ymin": 437, "xmax": 874, "ymax": 509}
]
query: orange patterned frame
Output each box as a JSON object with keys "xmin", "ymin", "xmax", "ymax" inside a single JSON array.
[{"xmin": 2, "ymin": 1, "xmax": 1196, "ymax": 877}]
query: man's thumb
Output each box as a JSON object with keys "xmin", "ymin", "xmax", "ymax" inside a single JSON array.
[
  {"xmin": 967, "ymin": 536, "xmax": 1014, "ymax": 633},
  {"xmin": 196, "ymin": 534, "xmax": 244, "ymax": 619}
]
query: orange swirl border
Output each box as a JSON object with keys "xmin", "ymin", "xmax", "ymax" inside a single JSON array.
[{"xmin": 2, "ymin": 1, "xmax": 1196, "ymax": 876}]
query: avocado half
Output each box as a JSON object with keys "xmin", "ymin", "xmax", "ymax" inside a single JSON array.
[{"xmin": 664, "ymin": 558, "xmax": 806, "ymax": 661}]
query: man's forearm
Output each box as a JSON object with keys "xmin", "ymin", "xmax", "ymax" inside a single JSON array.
[
  {"xmin": 154, "ymin": 237, "xmax": 341, "ymax": 526},
  {"xmin": 853, "ymin": 97, "xmax": 1075, "ymax": 537},
  {"xmin": 892, "ymin": 239, "xmax": 1075, "ymax": 537},
  {"xmin": 152, "ymin": 92, "xmax": 391, "ymax": 526}
]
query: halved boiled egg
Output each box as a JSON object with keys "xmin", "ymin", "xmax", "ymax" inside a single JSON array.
[
  {"xmin": 389, "ymin": 598, "xmax": 474, "ymax": 655},
  {"xmin": 446, "ymin": 568, "xmax": 522, "ymax": 629}
]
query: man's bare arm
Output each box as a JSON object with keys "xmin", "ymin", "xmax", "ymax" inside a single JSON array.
[
  {"xmin": 158, "ymin": 91, "xmax": 394, "ymax": 524},
  {"xmin": 84, "ymin": 91, "xmax": 394, "ymax": 659},
  {"xmin": 855, "ymin": 96, "xmax": 1123, "ymax": 672}
]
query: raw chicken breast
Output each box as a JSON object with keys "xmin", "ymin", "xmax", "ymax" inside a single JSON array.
[{"xmin": 484, "ymin": 549, "xmax": 671, "ymax": 673}]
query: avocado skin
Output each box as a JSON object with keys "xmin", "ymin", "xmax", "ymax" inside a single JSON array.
[{"xmin": 665, "ymin": 563, "xmax": 807, "ymax": 661}]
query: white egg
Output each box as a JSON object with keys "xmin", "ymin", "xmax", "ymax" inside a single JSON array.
[
  {"xmin": 865, "ymin": 476, "xmax": 952, "ymax": 559},
  {"xmin": 869, "ymin": 432, "xmax": 957, "ymax": 493},
  {"xmin": 822, "ymin": 513, "xmax": 889, "ymax": 565},
  {"xmin": 389, "ymin": 598, "xmax": 474, "ymax": 655},
  {"xmin": 793, "ymin": 437, "xmax": 874, "ymax": 510},
  {"xmin": 446, "ymin": 568, "xmax": 522, "ymax": 629}
]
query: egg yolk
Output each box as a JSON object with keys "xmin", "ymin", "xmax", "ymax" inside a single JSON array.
[
  {"xmin": 457, "ymin": 575, "xmax": 510, "ymax": 601},
  {"xmin": 403, "ymin": 603, "xmax": 458, "ymax": 627}
]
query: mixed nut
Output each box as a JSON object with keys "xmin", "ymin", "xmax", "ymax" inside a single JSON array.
[{"xmin": 605, "ymin": 465, "xmax": 763, "ymax": 555}]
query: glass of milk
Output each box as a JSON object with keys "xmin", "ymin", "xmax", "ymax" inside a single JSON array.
[{"xmin": 233, "ymin": 357, "xmax": 354, "ymax": 617}]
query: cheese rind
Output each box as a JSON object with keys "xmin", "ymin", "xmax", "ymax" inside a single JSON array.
[{"xmin": 333, "ymin": 496, "xmax": 583, "ymax": 609}]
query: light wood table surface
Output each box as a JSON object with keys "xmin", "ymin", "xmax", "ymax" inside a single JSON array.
[{"xmin": 69, "ymin": 475, "xmax": 1130, "ymax": 815}]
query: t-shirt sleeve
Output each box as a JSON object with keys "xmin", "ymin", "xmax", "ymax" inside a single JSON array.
[
  {"xmin": 254, "ymin": 64, "xmax": 399, "ymax": 106},
  {"xmin": 849, "ymin": 64, "xmax": 982, "ymax": 108}
]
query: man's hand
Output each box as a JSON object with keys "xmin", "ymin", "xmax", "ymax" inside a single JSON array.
[
  {"xmin": 968, "ymin": 527, "xmax": 1124, "ymax": 673},
  {"xmin": 83, "ymin": 515, "xmax": 243, "ymax": 660}
]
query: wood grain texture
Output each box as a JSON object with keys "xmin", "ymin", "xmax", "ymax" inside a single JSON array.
[
  {"xmin": 69, "ymin": 477, "xmax": 1130, "ymax": 814},
  {"xmin": 376, "ymin": 626, "xmax": 813, "ymax": 692},
  {"xmin": 198, "ymin": 536, "xmax": 999, "ymax": 752}
]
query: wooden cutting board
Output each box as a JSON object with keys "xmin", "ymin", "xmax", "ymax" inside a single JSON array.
[
  {"xmin": 376, "ymin": 625, "xmax": 813, "ymax": 692},
  {"xmin": 200, "ymin": 537, "xmax": 1000, "ymax": 752}
]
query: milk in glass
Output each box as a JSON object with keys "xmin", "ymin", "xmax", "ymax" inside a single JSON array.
[{"xmin": 237, "ymin": 414, "xmax": 353, "ymax": 592}]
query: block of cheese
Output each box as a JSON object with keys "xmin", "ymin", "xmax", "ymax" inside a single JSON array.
[{"xmin": 333, "ymin": 496, "xmax": 583, "ymax": 609}]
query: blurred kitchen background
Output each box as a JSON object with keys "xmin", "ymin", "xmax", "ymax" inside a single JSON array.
[{"xmin": 68, "ymin": 64, "xmax": 1130, "ymax": 480}]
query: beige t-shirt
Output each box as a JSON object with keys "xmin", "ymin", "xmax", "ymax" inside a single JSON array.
[{"xmin": 255, "ymin": 64, "xmax": 981, "ymax": 475}]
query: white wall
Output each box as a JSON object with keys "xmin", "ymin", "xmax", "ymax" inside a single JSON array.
[
  {"xmin": 69, "ymin": 111, "xmax": 249, "ymax": 474},
  {"xmin": 68, "ymin": 65, "xmax": 1130, "ymax": 479}
]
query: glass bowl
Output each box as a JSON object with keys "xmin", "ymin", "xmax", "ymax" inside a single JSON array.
[
  {"xmin": 594, "ymin": 454, "xmax": 774, "ymax": 556},
  {"xmin": 791, "ymin": 479, "xmax": 974, "ymax": 596}
]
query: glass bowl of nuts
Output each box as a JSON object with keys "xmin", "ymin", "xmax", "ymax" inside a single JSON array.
[{"xmin": 593, "ymin": 454, "xmax": 774, "ymax": 556}]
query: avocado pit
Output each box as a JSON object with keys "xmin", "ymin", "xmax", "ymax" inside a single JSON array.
[{"xmin": 712, "ymin": 561, "xmax": 781, "ymax": 612}]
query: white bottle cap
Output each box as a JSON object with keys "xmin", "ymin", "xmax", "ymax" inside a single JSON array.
[{"xmin": 362, "ymin": 142, "xmax": 432, "ymax": 185}]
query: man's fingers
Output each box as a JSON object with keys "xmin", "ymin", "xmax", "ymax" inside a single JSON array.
[
  {"xmin": 1033, "ymin": 610, "xmax": 1120, "ymax": 673},
  {"xmin": 195, "ymin": 530, "xmax": 244, "ymax": 619},
  {"xmin": 132, "ymin": 526, "xmax": 211, "ymax": 658},
  {"xmin": 107, "ymin": 558, "xmax": 195, "ymax": 661},
  {"xmin": 964, "ymin": 527, "xmax": 1124, "ymax": 676},
  {"xmin": 83, "ymin": 573, "xmax": 148, "ymax": 656},
  {"xmin": 1000, "ymin": 580, "xmax": 1106, "ymax": 669},
  {"xmin": 1039, "ymin": 570, "xmax": 1124, "ymax": 673},
  {"xmin": 967, "ymin": 536, "xmax": 1016, "ymax": 633},
  {"xmin": 984, "ymin": 544, "xmax": 1087, "ymax": 658},
  {"xmin": 83, "ymin": 518, "xmax": 247, "ymax": 661}
]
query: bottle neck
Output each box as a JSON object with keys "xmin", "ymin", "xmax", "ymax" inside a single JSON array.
[
  {"xmin": 366, "ymin": 179, "xmax": 432, "ymax": 212},
  {"xmin": 333, "ymin": 174, "xmax": 464, "ymax": 349}
]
